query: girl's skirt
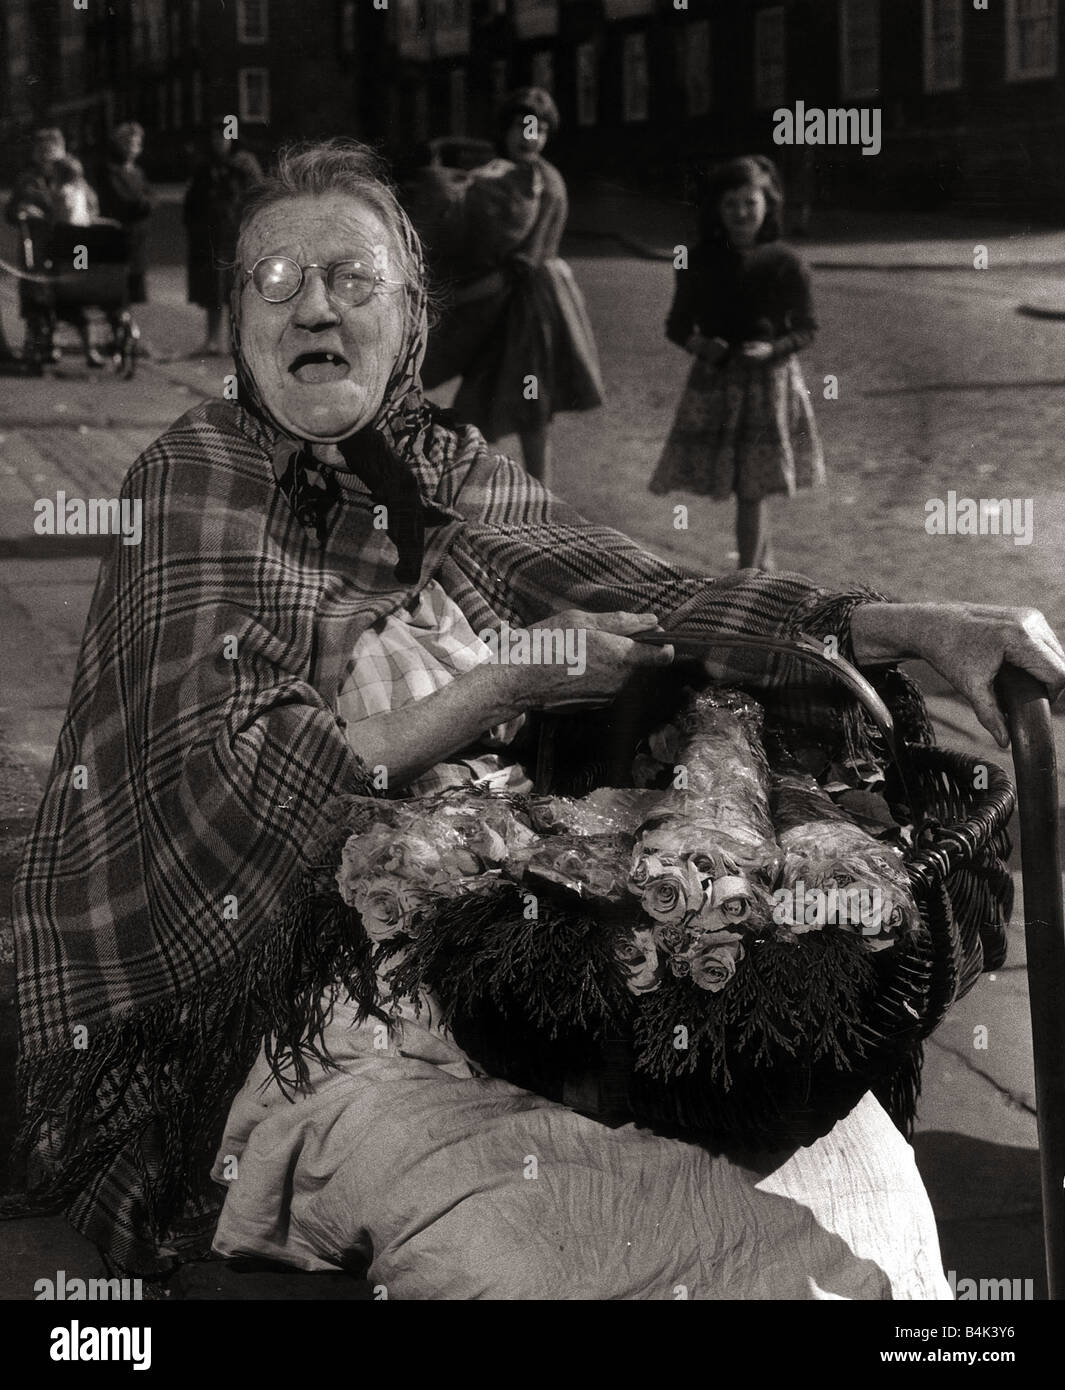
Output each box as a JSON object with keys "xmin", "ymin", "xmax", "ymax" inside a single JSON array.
[
  {"xmin": 424, "ymin": 257, "xmax": 605, "ymax": 442},
  {"xmin": 650, "ymin": 353, "xmax": 825, "ymax": 502}
]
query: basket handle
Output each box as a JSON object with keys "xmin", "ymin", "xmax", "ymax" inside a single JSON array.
[{"xmin": 995, "ymin": 663, "xmax": 1065, "ymax": 1300}]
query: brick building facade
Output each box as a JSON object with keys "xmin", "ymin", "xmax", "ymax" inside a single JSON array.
[{"xmin": 1, "ymin": 1, "xmax": 1061, "ymax": 217}]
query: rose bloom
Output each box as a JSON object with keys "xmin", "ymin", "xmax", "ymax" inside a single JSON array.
[
  {"xmin": 351, "ymin": 876, "xmax": 409, "ymax": 941},
  {"xmin": 447, "ymin": 813, "xmax": 509, "ymax": 865},
  {"xmin": 652, "ymin": 920, "xmax": 691, "ymax": 958},
  {"xmin": 368, "ymin": 834, "xmax": 440, "ymax": 878},
  {"xmin": 615, "ymin": 927, "xmax": 662, "ymax": 995},
  {"xmin": 628, "ymin": 849, "xmax": 661, "ymax": 891},
  {"xmin": 686, "ymin": 935, "xmax": 745, "ymax": 993},
  {"xmin": 637, "ymin": 860, "xmax": 705, "ymax": 925}
]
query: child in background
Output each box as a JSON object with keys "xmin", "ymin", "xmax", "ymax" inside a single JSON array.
[
  {"xmin": 52, "ymin": 156, "xmax": 98, "ymax": 226},
  {"xmin": 649, "ymin": 156, "xmax": 824, "ymax": 571},
  {"xmin": 50, "ymin": 156, "xmax": 105, "ymax": 367}
]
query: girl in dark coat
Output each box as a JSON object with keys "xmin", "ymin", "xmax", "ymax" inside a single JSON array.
[
  {"xmin": 417, "ymin": 88, "xmax": 604, "ymax": 487},
  {"xmin": 649, "ymin": 157, "xmax": 825, "ymax": 571},
  {"xmin": 183, "ymin": 128, "xmax": 263, "ymax": 355}
]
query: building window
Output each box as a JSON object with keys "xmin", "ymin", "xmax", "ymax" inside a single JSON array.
[
  {"xmin": 531, "ymin": 49, "xmax": 554, "ymax": 92},
  {"xmin": 490, "ymin": 59, "xmax": 508, "ymax": 107},
  {"xmin": 1006, "ymin": 0, "xmax": 1058, "ymax": 80},
  {"xmin": 622, "ymin": 31, "xmax": 650, "ymax": 122},
  {"xmin": 237, "ymin": 0, "xmax": 269, "ymax": 44},
  {"xmin": 341, "ymin": 0, "xmax": 357, "ymax": 54},
  {"xmin": 7, "ymin": 2, "xmax": 29, "ymax": 81},
  {"xmin": 683, "ymin": 20, "xmax": 712, "ymax": 116},
  {"xmin": 576, "ymin": 42, "xmax": 597, "ymax": 127},
  {"xmin": 156, "ymin": 82, "xmax": 168, "ymax": 132},
  {"xmin": 840, "ymin": 0, "xmax": 880, "ymax": 96},
  {"xmin": 238, "ymin": 68, "xmax": 271, "ymax": 123},
  {"xmin": 450, "ymin": 68, "xmax": 467, "ymax": 135},
  {"xmin": 191, "ymin": 70, "xmax": 204, "ymax": 126},
  {"xmin": 145, "ymin": 0, "xmax": 167, "ymax": 63},
  {"xmin": 923, "ymin": 0, "xmax": 962, "ymax": 91},
  {"xmin": 754, "ymin": 6, "xmax": 786, "ymax": 108},
  {"xmin": 172, "ymin": 78, "xmax": 183, "ymax": 129},
  {"xmin": 434, "ymin": 0, "xmax": 471, "ymax": 57}
]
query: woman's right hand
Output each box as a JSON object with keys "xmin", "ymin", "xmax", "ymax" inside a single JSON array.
[{"xmin": 518, "ymin": 610, "xmax": 674, "ymax": 710}]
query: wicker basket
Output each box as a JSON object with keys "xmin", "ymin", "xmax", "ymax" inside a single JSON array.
[{"xmin": 434, "ymin": 651, "xmax": 1017, "ymax": 1153}]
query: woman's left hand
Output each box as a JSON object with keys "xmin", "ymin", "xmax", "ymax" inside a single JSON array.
[
  {"xmin": 851, "ymin": 602, "xmax": 1065, "ymax": 747},
  {"xmin": 739, "ymin": 340, "xmax": 774, "ymax": 361}
]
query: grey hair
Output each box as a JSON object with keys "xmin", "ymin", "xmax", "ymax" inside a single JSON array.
[{"xmin": 233, "ymin": 138, "xmax": 424, "ymax": 317}]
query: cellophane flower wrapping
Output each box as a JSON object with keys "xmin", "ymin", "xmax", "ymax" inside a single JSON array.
[{"xmin": 330, "ymin": 686, "xmax": 925, "ymax": 1108}]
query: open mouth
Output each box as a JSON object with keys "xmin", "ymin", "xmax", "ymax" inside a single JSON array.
[{"xmin": 289, "ymin": 350, "xmax": 350, "ymax": 384}]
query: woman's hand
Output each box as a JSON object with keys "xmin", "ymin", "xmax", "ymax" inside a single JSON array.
[
  {"xmin": 851, "ymin": 602, "xmax": 1065, "ymax": 747},
  {"xmin": 345, "ymin": 612, "xmax": 672, "ymax": 786},
  {"xmin": 520, "ymin": 610, "xmax": 674, "ymax": 710},
  {"xmin": 739, "ymin": 340, "xmax": 774, "ymax": 362}
]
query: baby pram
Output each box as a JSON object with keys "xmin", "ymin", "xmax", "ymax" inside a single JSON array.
[{"xmin": 16, "ymin": 213, "xmax": 139, "ymax": 378}]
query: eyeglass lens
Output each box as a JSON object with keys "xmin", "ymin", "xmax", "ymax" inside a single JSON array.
[{"xmin": 252, "ymin": 257, "xmax": 376, "ymax": 305}]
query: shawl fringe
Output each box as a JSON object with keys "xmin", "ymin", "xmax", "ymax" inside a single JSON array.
[{"xmin": 1, "ymin": 789, "xmax": 383, "ymax": 1260}]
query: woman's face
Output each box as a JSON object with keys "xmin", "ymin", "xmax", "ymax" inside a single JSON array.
[
  {"xmin": 118, "ymin": 128, "xmax": 143, "ymax": 162},
  {"xmin": 238, "ymin": 193, "xmax": 407, "ymax": 442},
  {"xmin": 504, "ymin": 115, "xmax": 548, "ymax": 161},
  {"xmin": 719, "ymin": 184, "xmax": 767, "ymax": 247}
]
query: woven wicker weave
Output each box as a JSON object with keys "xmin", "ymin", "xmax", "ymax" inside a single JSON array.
[{"xmin": 490, "ymin": 665, "xmax": 1017, "ymax": 1152}]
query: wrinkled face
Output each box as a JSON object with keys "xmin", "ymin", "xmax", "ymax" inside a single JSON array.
[
  {"xmin": 237, "ymin": 194, "xmax": 407, "ymax": 441},
  {"xmin": 504, "ymin": 115, "xmax": 549, "ymax": 160},
  {"xmin": 720, "ymin": 184, "xmax": 767, "ymax": 247}
]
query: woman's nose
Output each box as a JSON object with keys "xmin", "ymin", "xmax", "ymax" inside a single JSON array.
[{"xmin": 292, "ymin": 268, "xmax": 340, "ymax": 326}]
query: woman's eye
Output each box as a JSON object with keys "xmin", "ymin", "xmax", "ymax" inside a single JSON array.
[
  {"xmin": 833, "ymin": 873, "xmax": 854, "ymax": 888},
  {"xmin": 888, "ymin": 906, "xmax": 904, "ymax": 928},
  {"xmin": 721, "ymin": 898, "xmax": 749, "ymax": 920}
]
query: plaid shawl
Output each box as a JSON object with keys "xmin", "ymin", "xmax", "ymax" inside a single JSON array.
[{"xmin": 9, "ymin": 397, "xmax": 899, "ymax": 1273}]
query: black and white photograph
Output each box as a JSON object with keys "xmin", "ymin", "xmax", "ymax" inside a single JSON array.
[{"xmin": 0, "ymin": 0, "xmax": 1063, "ymax": 1350}]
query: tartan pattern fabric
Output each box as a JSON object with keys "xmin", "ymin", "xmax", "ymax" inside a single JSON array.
[{"xmin": 11, "ymin": 397, "xmax": 882, "ymax": 1271}]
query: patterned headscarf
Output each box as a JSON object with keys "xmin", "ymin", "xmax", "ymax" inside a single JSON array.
[{"xmin": 229, "ymin": 183, "xmax": 446, "ymax": 582}]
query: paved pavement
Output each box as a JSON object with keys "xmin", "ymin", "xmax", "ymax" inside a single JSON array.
[{"xmin": 0, "ymin": 194, "xmax": 1062, "ymax": 1298}]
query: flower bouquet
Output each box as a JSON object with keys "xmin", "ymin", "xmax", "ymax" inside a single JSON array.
[{"xmin": 320, "ymin": 683, "xmax": 938, "ymax": 1150}]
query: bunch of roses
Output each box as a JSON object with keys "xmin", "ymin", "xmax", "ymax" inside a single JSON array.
[
  {"xmin": 335, "ymin": 795, "xmax": 537, "ymax": 942},
  {"xmin": 616, "ymin": 818, "xmax": 776, "ymax": 996}
]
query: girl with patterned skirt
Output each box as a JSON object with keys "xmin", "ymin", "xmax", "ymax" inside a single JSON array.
[{"xmin": 650, "ymin": 156, "xmax": 825, "ymax": 571}]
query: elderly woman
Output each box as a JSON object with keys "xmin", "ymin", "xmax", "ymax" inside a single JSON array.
[{"xmin": 10, "ymin": 140, "xmax": 1064, "ymax": 1297}]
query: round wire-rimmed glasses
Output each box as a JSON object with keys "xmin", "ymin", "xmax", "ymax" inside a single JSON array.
[{"xmin": 244, "ymin": 255, "xmax": 403, "ymax": 307}]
